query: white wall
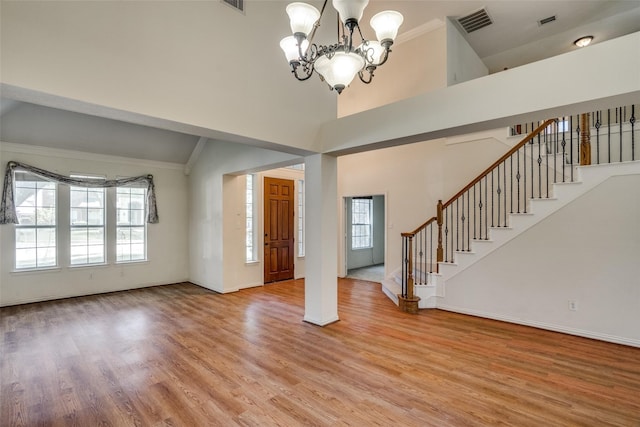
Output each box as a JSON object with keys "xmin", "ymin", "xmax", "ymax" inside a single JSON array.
[
  {"xmin": 0, "ymin": 1, "xmax": 336, "ymax": 152},
  {"xmin": 338, "ymin": 25, "xmax": 447, "ymax": 118},
  {"xmin": 337, "ymin": 130, "xmax": 512, "ymax": 277},
  {"xmin": 445, "ymin": 18, "xmax": 489, "ymax": 86},
  {"xmin": 188, "ymin": 139, "xmax": 301, "ymax": 293},
  {"xmin": 440, "ymin": 174, "xmax": 640, "ymax": 346},
  {"xmin": 0, "ymin": 142, "xmax": 189, "ymax": 306}
]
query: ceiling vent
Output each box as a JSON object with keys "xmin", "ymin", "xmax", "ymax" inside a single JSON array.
[
  {"xmin": 538, "ymin": 15, "xmax": 556, "ymax": 26},
  {"xmin": 222, "ymin": 0, "xmax": 244, "ymax": 13},
  {"xmin": 457, "ymin": 8, "xmax": 493, "ymax": 34}
]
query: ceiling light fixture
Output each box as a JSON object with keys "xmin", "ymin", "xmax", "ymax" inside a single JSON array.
[
  {"xmin": 574, "ymin": 35, "xmax": 593, "ymax": 48},
  {"xmin": 280, "ymin": 0, "xmax": 403, "ymax": 94}
]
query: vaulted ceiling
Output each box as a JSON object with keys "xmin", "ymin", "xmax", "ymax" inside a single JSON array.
[{"xmin": 2, "ymin": 1, "xmax": 639, "ymax": 164}]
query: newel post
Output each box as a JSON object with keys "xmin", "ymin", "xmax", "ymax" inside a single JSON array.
[
  {"xmin": 580, "ymin": 113, "xmax": 592, "ymax": 165},
  {"xmin": 436, "ymin": 200, "xmax": 444, "ymax": 271},
  {"xmin": 399, "ymin": 233, "xmax": 420, "ymax": 314}
]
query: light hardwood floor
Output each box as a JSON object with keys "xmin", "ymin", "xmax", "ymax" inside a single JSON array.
[{"xmin": 1, "ymin": 279, "xmax": 639, "ymax": 426}]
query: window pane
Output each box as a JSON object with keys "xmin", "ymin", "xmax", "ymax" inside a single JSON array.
[
  {"xmin": 88, "ymin": 228, "xmax": 104, "ymax": 245},
  {"xmin": 37, "ymin": 247, "xmax": 56, "ymax": 267},
  {"xmin": 117, "ymin": 244, "xmax": 130, "ymax": 262},
  {"xmin": 16, "ymin": 248, "xmax": 37, "ymax": 269},
  {"xmin": 16, "ymin": 206, "xmax": 35, "ymax": 225},
  {"xmin": 130, "ymin": 244, "xmax": 145, "ymax": 260},
  {"xmin": 116, "ymin": 185, "xmax": 146, "ymax": 263},
  {"xmin": 39, "ymin": 189, "xmax": 56, "ymax": 208},
  {"xmin": 36, "ymin": 207, "xmax": 56, "ymax": 225},
  {"xmin": 71, "ymin": 229, "xmax": 88, "ymax": 246},
  {"xmin": 16, "ymin": 229, "xmax": 36, "ymax": 249},
  {"xmin": 88, "ymin": 245, "xmax": 104, "ymax": 264},
  {"xmin": 70, "ymin": 208, "xmax": 87, "ymax": 225},
  {"xmin": 130, "ymin": 227, "xmax": 144, "ymax": 243},
  {"xmin": 15, "ymin": 187, "xmax": 35, "ymax": 207},
  {"xmin": 37, "ymin": 228, "xmax": 56, "ymax": 247},
  {"xmin": 70, "ymin": 246, "xmax": 88, "ymax": 265},
  {"xmin": 71, "ymin": 190, "xmax": 88, "ymax": 207},
  {"xmin": 87, "ymin": 209, "xmax": 104, "ymax": 226}
]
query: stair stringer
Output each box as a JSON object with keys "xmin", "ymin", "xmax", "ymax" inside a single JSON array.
[{"xmin": 436, "ymin": 161, "xmax": 640, "ymax": 289}]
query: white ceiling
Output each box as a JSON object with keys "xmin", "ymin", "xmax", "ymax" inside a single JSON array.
[{"xmin": 1, "ymin": 0, "xmax": 639, "ymax": 163}]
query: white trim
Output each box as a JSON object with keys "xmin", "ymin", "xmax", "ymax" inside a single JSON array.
[
  {"xmin": 436, "ymin": 304, "xmax": 640, "ymax": 348},
  {"xmin": 0, "ymin": 141, "xmax": 184, "ymax": 170},
  {"xmin": 396, "ymin": 19, "xmax": 445, "ymax": 45},
  {"xmin": 303, "ymin": 314, "xmax": 340, "ymax": 326},
  {"xmin": 0, "ymin": 279, "xmax": 188, "ymax": 307},
  {"xmin": 184, "ymin": 137, "xmax": 208, "ymax": 175}
]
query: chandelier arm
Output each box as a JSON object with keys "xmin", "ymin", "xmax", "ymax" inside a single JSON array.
[
  {"xmin": 291, "ymin": 62, "xmax": 315, "ymax": 81},
  {"xmin": 358, "ymin": 68, "xmax": 374, "ymax": 84},
  {"xmin": 306, "ymin": 0, "xmax": 328, "ymax": 47},
  {"xmin": 373, "ymin": 48, "xmax": 391, "ymax": 68}
]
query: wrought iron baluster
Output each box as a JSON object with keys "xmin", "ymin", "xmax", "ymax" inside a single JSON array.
[
  {"xmin": 516, "ymin": 149, "xmax": 521, "ymax": 213},
  {"xmin": 530, "ymin": 138, "xmax": 534, "ymax": 197},
  {"xmin": 570, "ymin": 115, "xmax": 574, "ymax": 181},
  {"xmin": 444, "ymin": 207, "xmax": 448, "ymax": 262},
  {"xmin": 523, "ymin": 143, "xmax": 527, "ymax": 213},
  {"xmin": 473, "ymin": 184, "xmax": 477, "ymax": 240},
  {"xmin": 510, "ymin": 155, "xmax": 514, "ymax": 213},
  {"xmin": 450, "ymin": 205, "xmax": 454, "ymax": 260},
  {"xmin": 595, "ymin": 111, "xmax": 601, "ymax": 164},
  {"xmin": 561, "ymin": 120, "xmax": 567, "ymax": 182},
  {"xmin": 496, "ymin": 166, "xmax": 501, "ymax": 227},
  {"xmin": 429, "ymin": 223, "xmax": 433, "ymax": 273},
  {"xmin": 479, "ymin": 180, "xmax": 483, "ymax": 238},
  {"xmin": 631, "ymin": 105, "xmax": 636, "ymax": 161},
  {"xmin": 537, "ymin": 132, "xmax": 542, "ymax": 199},
  {"xmin": 503, "ymin": 161, "xmax": 507, "ymax": 224},
  {"xmin": 484, "ymin": 175, "xmax": 488, "ymax": 239},
  {"xmin": 456, "ymin": 199, "xmax": 459, "ymax": 252},
  {"xmin": 461, "ymin": 195, "xmax": 465, "ymax": 251},
  {"xmin": 620, "ymin": 107, "xmax": 623, "ymax": 162},
  {"xmin": 467, "ymin": 190, "xmax": 471, "ymax": 249},
  {"xmin": 491, "ymin": 170, "xmax": 494, "ymax": 227},
  {"xmin": 608, "ymin": 109, "xmax": 611, "ymax": 163},
  {"xmin": 545, "ymin": 128, "xmax": 549, "ymax": 198}
]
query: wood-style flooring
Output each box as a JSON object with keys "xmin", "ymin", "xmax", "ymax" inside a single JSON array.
[{"xmin": 1, "ymin": 279, "xmax": 639, "ymax": 426}]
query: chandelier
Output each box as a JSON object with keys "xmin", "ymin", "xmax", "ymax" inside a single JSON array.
[{"xmin": 280, "ymin": 0, "xmax": 403, "ymax": 94}]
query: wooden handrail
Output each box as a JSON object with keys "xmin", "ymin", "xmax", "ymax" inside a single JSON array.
[
  {"xmin": 443, "ymin": 119, "xmax": 556, "ymax": 208},
  {"xmin": 401, "ymin": 216, "xmax": 436, "ymax": 238}
]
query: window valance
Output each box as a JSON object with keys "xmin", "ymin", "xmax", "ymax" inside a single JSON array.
[{"xmin": 0, "ymin": 161, "xmax": 158, "ymax": 224}]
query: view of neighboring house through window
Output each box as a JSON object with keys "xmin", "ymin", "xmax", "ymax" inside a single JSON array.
[
  {"xmin": 116, "ymin": 186, "xmax": 146, "ymax": 262},
  {"xmin": 246, "ymin": 174, "xmax": 256, "ymax": 262},
  {"xmin": 298, "ymin": 179, "xmax": 304, "ymax": 257},
  {"xmin": 14, "ymin": 172, "xmax": 57, "ymax": 269},
  {"xmin": 70, "ymin": 176, "xmax": 105, "ymax": 265},
  {"xmin": 351, "ymin": 197, "xmax": 373, "ymax": 249}
]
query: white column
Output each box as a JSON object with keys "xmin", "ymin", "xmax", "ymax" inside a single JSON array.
[{"xmin": 304, "ymin": 154, "xmax": 339, "ymax": 326}]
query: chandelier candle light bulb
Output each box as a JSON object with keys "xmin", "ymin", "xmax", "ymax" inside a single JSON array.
[{"xmin": 280, "ymin": 0, "xmax": 403, "ymax": 94}]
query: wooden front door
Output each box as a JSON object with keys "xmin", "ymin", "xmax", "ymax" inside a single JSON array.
[{"xmin": 264, "ymin": 177, "xmax": 295, "ymax": 283}]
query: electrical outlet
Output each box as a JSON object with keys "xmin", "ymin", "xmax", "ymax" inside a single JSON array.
[{"xmin": 568, "ymin": 300, "xmax": 578, "ymax": 311}]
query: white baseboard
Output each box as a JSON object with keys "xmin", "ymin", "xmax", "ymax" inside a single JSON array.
[
  {"xmin": 0, "ymin": 279, "xmax": 189, "ymax": 307},
  {"xmin": 436, "ymin": 304, "xmax": 640, "ymax": 348}
]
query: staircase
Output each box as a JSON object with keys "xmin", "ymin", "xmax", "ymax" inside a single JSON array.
[{"xmin": 383, "ymin": 105, "xmax": 639, "ymax": 314}]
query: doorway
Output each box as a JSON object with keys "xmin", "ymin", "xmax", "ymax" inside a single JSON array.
[
  {"xmin": 344, "ymin": 195, "xmax": 385, "ymax": 282},
  {"xmin": 264, "ymin": 177, "xmax": 295, "ymax": 283}
]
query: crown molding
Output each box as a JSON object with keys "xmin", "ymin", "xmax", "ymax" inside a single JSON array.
[
  {"xmin": 396, "ymin": 19, "xmax": 445, "ymax": 46},
  {"xmin": 0, "ymin": 141, "xmax": 184, "ymax": 170}
]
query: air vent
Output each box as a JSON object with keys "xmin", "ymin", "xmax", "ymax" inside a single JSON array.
[
  {"xmin": 457, "ymin": 8, "xmax": 493, "ymax": 34},
  {"xmin": 222, "ymin": 0, "xmax": 244, "ymax": 13},
  {"xmin": 538, "ymin": 15, "xmax": 556, "ymax": 26}
]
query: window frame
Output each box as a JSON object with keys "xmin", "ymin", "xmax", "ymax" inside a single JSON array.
[
  {"xmin": 116, "ymin": 184, "xmax": 147, "ymax": 263},
  {"xmin": 245, "ymin": 174, "xmax": 257, "ymax": 263},
  {"xmin": 14, "ymin": 172, "xmax": 58, "ymax": 270},
  {"xmin": 351, "ymin": 197, "xmax": 373, "ymax": 250},
  {"xmin": 69, "ymin": 175, "xmax": 106, "ymax": 266}
]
